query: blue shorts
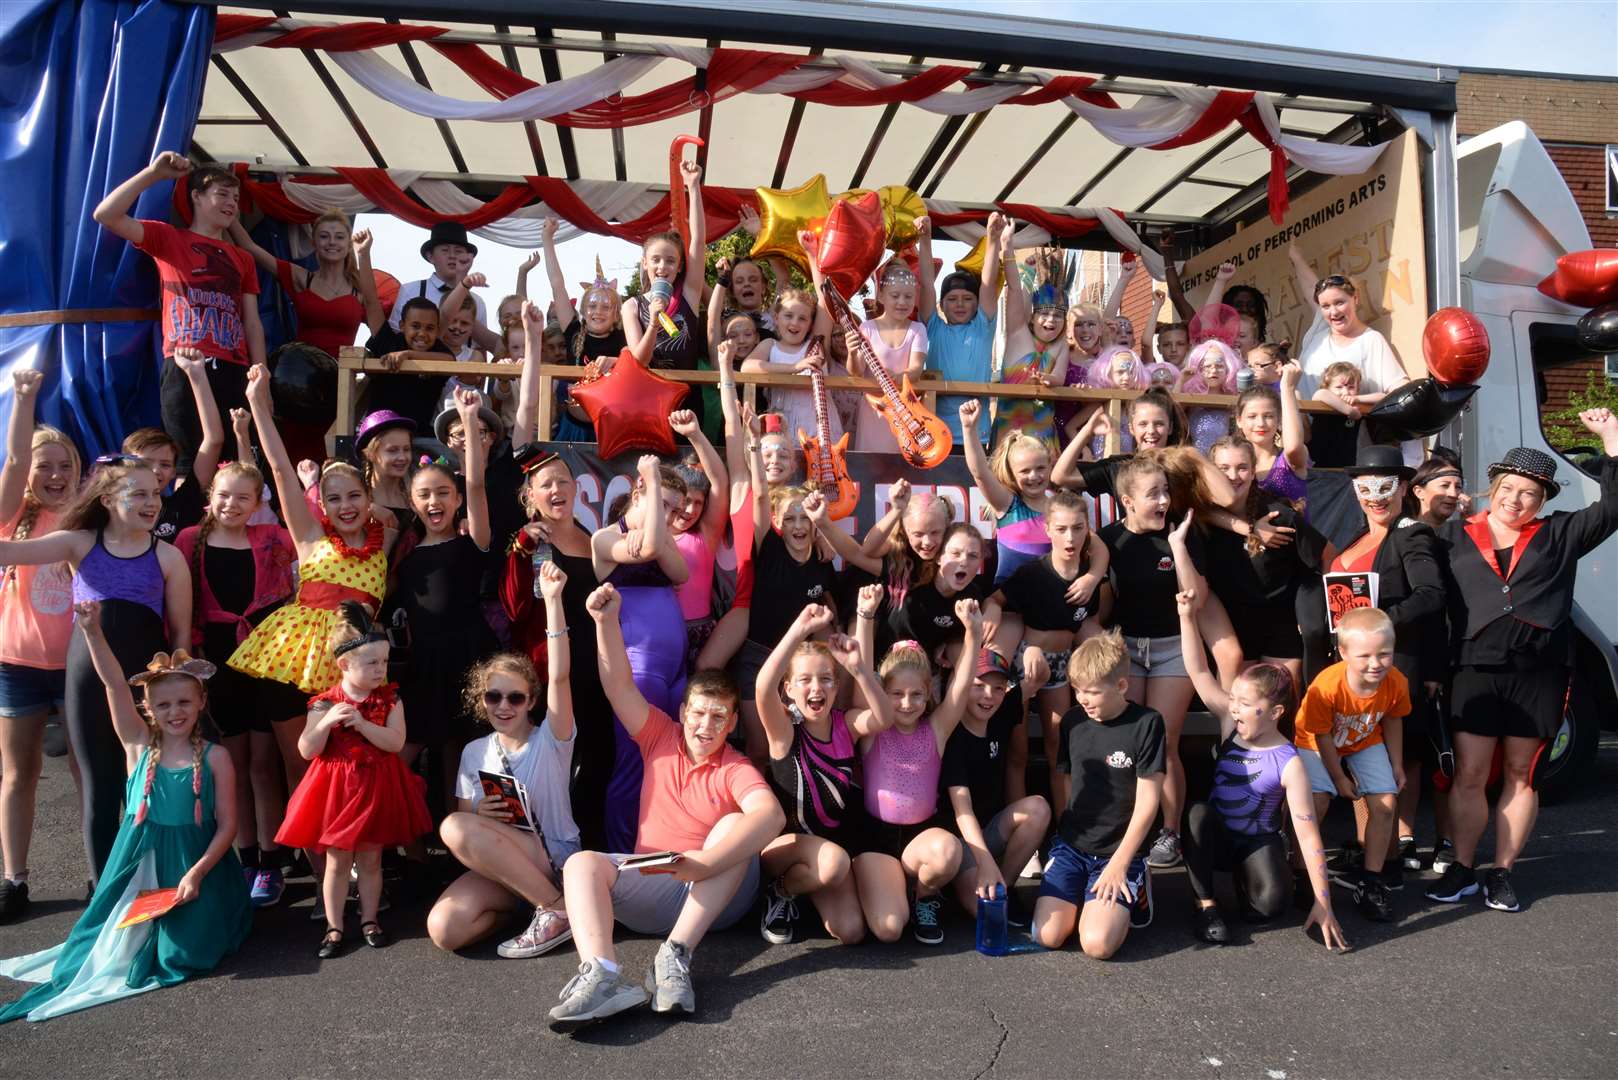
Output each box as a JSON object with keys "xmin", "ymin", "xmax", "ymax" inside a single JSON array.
[
  {"xmin": 1037, "ymin": 836, "xmax": 1146, "ymax": 908},
  {"xmin": 1298, "ymin": 742, "xmax": 1398, "ymax": 796},
  {"xmin": 0, "ymin": 663, "xmax": 66, "ymax": 719}
]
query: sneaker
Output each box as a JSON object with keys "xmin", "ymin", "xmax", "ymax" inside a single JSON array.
[
  {"xmin": 499, "ymin": 907, "xmax": 573, "ymax": 958},
  {"xmin": 911, "ymin": 896, "xmax": 945, "ymax": 945},
  {"xmin": 1399, "ymin": 837, "xmax": 1421, "ymax": 872},
  {"xmin": 1352, "ymin": 878, "xmax": 1394, "ymax": 923},
  {"xmin": 1146, "ymin": 830, "xmax": 1182, "ymax": 868},
  {"xmin": 243, "ymin": 866, "xmax": 260, "ymax": 892},
  {"xmin": 1482, "ymin": 867, "xmax": 1521, "ymax": 913},
  {"xmin": 249, "ymin": 868, "xmax": 285, "ymax": 908},
  {"xmin": 1326, "ymin": 843, "xmax": 1364, "ymax": 888},
  {"xmin": 759, "ymin": 879, "xmax": 799, "ymax": 945},
  {"xmin": 1129, "ymin": 869, "xmax": 1154, "ymax": 929},
  {"xmin": 645, "ymin": 940, "xmax": 696, "ymax": 1015},
  {"xmin": 1425, "ymin": 862, "xmax": 1478, "ymax": 904},
  {"xmin": 548, "ymin": 960, "xmax": 649, "ymax": 1032},
  {"xmin": 0, "ymin": 879, "xmax": 28, "ymax": 923},
  {"xmin": 1020, "ymin": 852, "xmax": 1044, "ymax": 881},
  {"xmin": 1378, "ymin": 862, "xmax": 1404, "ymax": 892},
  {"xmin": 1194, "ymin": 906, "xmax": 1229, "ymax": 945},
  {"xmin": 1431, "ymin": 839, "xmax": 1457, "ymax": 876}
]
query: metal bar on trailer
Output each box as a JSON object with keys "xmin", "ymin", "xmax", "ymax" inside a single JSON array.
[
  {"xmin": 209, "ymin": 55, "xmax": 310, "ymax": 166},
  {"xmin": 493, "ymin": 22, "xmax": 548, "ymax": 175},
  {"xmin": 385, "ymin": 19, "xmax": 469, "ymax": 174},
  {"xmin": 533, "ymin": 24, "xmax": 578, "ymax": 178}
]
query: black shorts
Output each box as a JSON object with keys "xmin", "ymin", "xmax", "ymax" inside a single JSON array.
[
  {"xmin": 1229, "ymin": 601, "xmax": 1303, "ymax": 661},
  {"xmin": 207, "ymin": 666, "xmax": 310, "ymax": 738},
  {"xmin": 1449, "ymin": 664, "xmax": 1569, "ymax": 742},
  {"xmin": 862, "ymin": 815, "xmax": 948, "ymax": 860}
]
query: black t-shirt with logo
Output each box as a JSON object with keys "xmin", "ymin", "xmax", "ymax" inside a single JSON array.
[
  {"xmin": 1055, "ymin": 702, "xmax": 1165, "ymax": 856},
  {"xmin": 889, "ymin": 578, "xmax": 986, "ymax": 659},
  {"xmin": 1099, "ymin": 521, "xmax": 1203, "ymax": 639},
  {"xmin": 996, "ymin": 554, "xmax": 1094, "ymax": 633},
  {"xmin": 941, "ymin": 690, "xmax": 1024, "ymax": 825},
  {"xmin": 746, "ymin": 529, "xmax": 837, "ymax": 649},
  {"xmin": 154, "ymin": 480, "xmax": 207, "ymax": 546}
]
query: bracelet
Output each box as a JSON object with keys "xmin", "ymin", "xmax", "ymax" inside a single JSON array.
[
  {"xmin": 857, "ymin": 611, "xmax": 877, "ymax": 620},
  {"xmin": 545, "ymin": 627, "xmax": 569, "ymax": 639}
]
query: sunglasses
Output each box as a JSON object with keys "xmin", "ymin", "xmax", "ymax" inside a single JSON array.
[
  {"xmin": 1351, "ymin": 476, "xmax": 1401, "ymax": 501},
  {"xmin": 483, "ymin": 690, "xmax": 530, "ymax": 707},
  {"xmin": 93, "ymin": 453, "xmax": 144, "ymax": 468},
  {"xmin": 1313, "ymin": 274, "xmax": 1353, "ymax": 297}
]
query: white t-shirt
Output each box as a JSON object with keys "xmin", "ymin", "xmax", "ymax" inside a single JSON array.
[
  {"xmin": 389, "ymin": 274, "xmax": 489, "ymax": 332},
  {"xmin": 457, "ymin": 720, "xmax": 579, "ymax": 856},
  {"xmin": 1297, "ymin": 310, "xmax": 1408, "ymax": 398}
]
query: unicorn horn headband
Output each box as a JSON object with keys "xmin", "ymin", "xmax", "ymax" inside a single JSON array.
[{"xmin": 579, "ymin": 256, "xmax": 619, "ymax": 303}]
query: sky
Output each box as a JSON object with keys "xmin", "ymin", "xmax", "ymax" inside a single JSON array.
[{"xmin": 360, "ymin": 0, "xmax": 1617, "ymax": 327}]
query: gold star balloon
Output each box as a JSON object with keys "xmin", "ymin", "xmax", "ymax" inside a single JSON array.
[
  {"xmin": 878, "ymin": 185, "xmax": 926, "ymax": 249},
  {"xmin": 954, "ymin": 232, "xmax": 1006, "ymax": 289},
  {"xmin": 751, "ymin": 174, "xmax": 831, "ymax": 272}
]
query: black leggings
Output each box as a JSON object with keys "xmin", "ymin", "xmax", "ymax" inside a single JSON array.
[
  {"xmin": 159, "ymin": 355, "xmax": 247, "ymax": 473},
  {"xmin": 63, "ymin": 600, "xmax": 166, "ymax": 883},
  {"xmin": 1183, "ymin": 802, "xmax": 1293, "ymax": 921}
]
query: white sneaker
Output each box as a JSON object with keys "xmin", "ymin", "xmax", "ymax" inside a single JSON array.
[
  {"xmin": 548, "ymin": 960, "xmax": 648, "ymax": 1032},
  {"xmin": 645, "ymin": 940, "xmax": 696, "ymax": 1015},
  {"xmin": 498, "ymin": 908, "xmax": 573, "ymax": 959}
]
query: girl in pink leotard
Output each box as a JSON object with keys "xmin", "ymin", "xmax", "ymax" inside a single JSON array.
[{"xmin": 666, "ymin": 409, "xmax": 729, "ymax": 671}]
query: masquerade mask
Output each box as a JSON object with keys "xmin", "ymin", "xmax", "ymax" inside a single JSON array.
[{"xmin": 1351, "ymin": 476, "xmax": 1401, "ymax": 502}]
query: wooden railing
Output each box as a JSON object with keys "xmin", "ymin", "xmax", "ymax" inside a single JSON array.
[{"xmin": 330, "ymin": 346, "xmax": 1336, "ymax": 454}]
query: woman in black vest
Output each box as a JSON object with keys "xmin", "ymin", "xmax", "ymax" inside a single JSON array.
[{"xmin": 1427, "ymin": 410, "xmax": 1618, "ymax": 913}]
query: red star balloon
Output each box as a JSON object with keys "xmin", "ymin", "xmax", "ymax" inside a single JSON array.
[
  {"xmin": 569, "ymin": 350, "xmax": 689, "ymax": 459},
  {"xmin": 816, "ymin": 190, "xmax": 886, "ymax": 299}
]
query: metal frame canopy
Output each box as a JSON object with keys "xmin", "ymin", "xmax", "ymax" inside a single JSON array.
[{"xmin": 192, "ymin": 0, "xmax": 1459, "ymax": 236}]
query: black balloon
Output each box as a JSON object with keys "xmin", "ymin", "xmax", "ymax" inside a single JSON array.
[
  {"xmin": 1576, "ymin": 301, "xmax": 1618, "ymax": 353},
  {"xmin": 1365, "ymin": 378, "xmax": 1479, "ymax": 443},
  {"xmin": 269, "ymin": 342, "xmax": 337, "ymax": 426}
]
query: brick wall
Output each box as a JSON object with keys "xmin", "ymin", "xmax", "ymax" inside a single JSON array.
[
  {"xmin": 1546, "ymin": 143, "xmax": 1618, "ymax": 246},
  {"xmin": 1457, "ymin": 72, "xmax": 1618, "ymax": 145}
]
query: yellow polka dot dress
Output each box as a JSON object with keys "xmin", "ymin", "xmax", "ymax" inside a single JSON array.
[{"xmin": 229, "ymin": 523, "xmax": 387, "ymax": 694}]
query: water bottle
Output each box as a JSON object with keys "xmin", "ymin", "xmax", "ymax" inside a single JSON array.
[
  {"xmin": 530, "ymin": 540, "xmax": 553, "ymax": 598},
  {"xmin": 975, "ymin": 882, "xmax": 1008, "ymax": 956}
]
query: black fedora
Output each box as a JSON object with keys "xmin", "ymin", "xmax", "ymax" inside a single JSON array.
[
  {"xmin": 420, "ymin": 221, "xmax": 478, "ymax": 260},
  {"xmin": 1343, "ymin": 444, "xmax": 1415, "ymax": 481},
  {"xmin": 1487, "ymin": 447, "xmax": 1561, "ymax": 500}
]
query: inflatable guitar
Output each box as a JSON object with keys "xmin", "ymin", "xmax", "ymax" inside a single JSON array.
[
  {"xmin": 821, "ymin": 282, "xmax": 953, "ymax": 469},
  {"xmin": 796, "ymin": 342, "xmax": 859, "ymax": 520}
]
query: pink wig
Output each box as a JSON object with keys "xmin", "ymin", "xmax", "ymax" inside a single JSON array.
[
  {"xmin": 1145, "ymin": 361, "xmax": 1181, "ymax": 387},
  {"xmin": 1181, "ymin": 340, "xmax": 1243, "ymax": 394},
  {"xmin": 1087, "ymin": 346, "xmax": 1148, "ymax": 390}
]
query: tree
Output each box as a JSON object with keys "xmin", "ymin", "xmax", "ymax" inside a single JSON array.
[{"xmin": 1542, "ymin": 369, "xmax": 1618, "ymax": 451}]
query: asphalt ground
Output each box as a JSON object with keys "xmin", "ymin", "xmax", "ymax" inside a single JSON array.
[{"xmin": 3, "ymin": 736, "xmax": 1616, "ymax": 1080}]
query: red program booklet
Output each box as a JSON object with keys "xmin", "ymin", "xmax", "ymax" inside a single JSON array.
[{"xmin": 114, "ymin": 888, "xmax": 182, "ymax": 930}]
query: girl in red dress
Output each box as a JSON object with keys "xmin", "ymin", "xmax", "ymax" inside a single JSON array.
[{"xmin": 276, "ymin": 602, "xmax": 429, "ymax": 959}]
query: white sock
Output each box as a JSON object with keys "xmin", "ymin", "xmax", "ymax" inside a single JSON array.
[
  {"xmin": 7, "ymin": 871, "xmax": 25, "ymax": 885},
  {"xmin": 595, "ymin": 956, "xmax": 618, "ymax": 974}
]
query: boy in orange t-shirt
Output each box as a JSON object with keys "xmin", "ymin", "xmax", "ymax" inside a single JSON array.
[{"xmin": 1294, "ymin": 608, "xmax": 1410, "ymax": 922}]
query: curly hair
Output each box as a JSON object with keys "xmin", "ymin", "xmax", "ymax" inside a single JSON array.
[{"xmin": 463, "ymin": 652, "xmax": 541, "ymax": 725}]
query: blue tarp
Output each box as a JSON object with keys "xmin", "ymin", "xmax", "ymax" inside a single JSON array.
[{"xmin": 0, "ymin": 0, "xmax": 213, "ymax": 459}]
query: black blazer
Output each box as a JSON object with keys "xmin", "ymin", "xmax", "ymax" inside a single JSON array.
[{"xmin": 1298, "ymin": 518, "xmax": 1448, "ymax": 687}]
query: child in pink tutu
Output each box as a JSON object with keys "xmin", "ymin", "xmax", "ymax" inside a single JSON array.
[{"xmin": 276, "ymin": 602, "xmax": 430, "ymax": 959}]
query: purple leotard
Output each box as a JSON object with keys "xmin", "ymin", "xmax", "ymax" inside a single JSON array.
[
  {"xmin": 1258, "ymin": 453, "xmax": 1308, "ymax": 507},
  {"xmin": 1210, "ymin": 738, "xmax": 1297, "ymax": 837}
]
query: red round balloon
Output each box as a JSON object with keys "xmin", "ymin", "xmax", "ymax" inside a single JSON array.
[
  {"xmin": 816, "ymin": 191, "xmax": 886, "ymax": 299},
  {"xmin": 373, "ymin": 269, "xmax": 400, "ymax": 313},
  {"xmin": 1421, "ymin": 307, "xmax": 1491, "ymax": 386},
  {"xmin": 569, "ymin": 350, "xmax": 689, "ymax": 459},
  {"xmin": 1536, "ymin": 249, "xmax": 1618, "ymax": 308}
]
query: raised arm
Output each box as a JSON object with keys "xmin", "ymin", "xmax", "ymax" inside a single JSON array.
[
  {"xmin": 756, "ymin": 604, "xmax": 836, "ymax": 758},
  {"xmin": 1167, "ymin": 510, "xmax": 1211, "ymax": 601},
  {"xmin": 243, "ymin": 365, "xmax": 320, "ymax": 545},
  {"xmin": 669, "ymin": 409, "xmax": 728, "ymax": 541},
  {"xmin": 439, "ymin": 272, "xmax": 484, "ymax": 327},
  {"xmin": 979, "ymin": 212, "xmax": 1006, "ymax": 318},
  {"xmin": 915, "ymin": 215, "xmax": 938, "ymax": 325},
  {"xmin": 225, "ymin": 220, "xmax": 287, "ymax": 281},
  {"xmin": 174, "ymin": 348, "xmax": 225, "ymax": 490},
  {"xmin": 1140, "ymin": 290, "xmax": 1167, "ymax": 364},
  {"xmin": 587, "ymin": 584, "xmax": 652, "ymax": 736},
  {"xmin": 1202, "ymin": 261, "xmax": 1236, "ymax": 309},
  {"xmin": 93, "ymin": 152, "xmax": 193, "ymax": 245},
  {"xmin": 538, "ymin": 560, "xmax": 575, "ymax": 742},
  {"xmin": 716, "ymin": 341, "xmax": 753, "ymax": 516},
  {"xmin": 0, "ymin": 369, "xmax": 42, "ymax": 523},
  {"xmin": 854, "ymin": 583, "xmax": 882, "ymax": 671},
  {"xmin": 352, "ymin": 229, "xmax": 385, "ymax": 333},
  {"xmin": 454, "ymin": 386, "xmax": 492, "ymax": 550},
  {"xmin": 679, "ymin": 159, "xmax": 706, "ymax": 313},
  {"xmin": 1175, "ymin": 587, "xmax": 1230, "ymax": 733},
  {"xmin": 515, "ymin": 248, "xmax": 540, "ymax": 301},
  {"xmin": 513, "ymin": 300, "xmax": 546, "ymax": 448},
  {"xmin": 804, "ymin": 490, "xmax": 881, "ymax": 575},
  {"xmin": 541, "ymin": 219, "xmax": 579, "ymax": 330},
  {"xmin": 72, "ymin": 602, "xmax": 149, "ymax": 753},
  {"xmin": 1052, "ymin": 413, "xmax": 1106, "ymax": 489},
  {"xmin": 1103, "ymin": 257, "xmax": 1137, "ymax": 319},
  {"xmin": 928, "ymin": 599, "xmax": 985, "ymax": 753},
  {"xmin": 1287, "ymin": 244, "xmax": 1318, "ymax": 312},
  {"xmin": 999, "ymin": 226, "xmax": 1027, "ymax": 330},
  {"xmin": 958, "ymin": 401, "xmax": 1013, "ymax": 515},
  {"xmin": 1278, "ymin": 362, "xmax": 1309, "ymax": 476},
  {"xmin": 1159, "ymin": 229, "xmax": 1196, "ymax": 323},
  {"xmin": 859, "ymin": 478, "xmax": 909, "ymax": 558},
  {"xmin": 708, "ymin": 258, "xmax": 733, "ymax": 361}
]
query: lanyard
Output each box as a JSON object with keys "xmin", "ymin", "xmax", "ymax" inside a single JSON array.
[{"xmin": 494, "ymin": 736, "xmax": 547, "ymax": 856}]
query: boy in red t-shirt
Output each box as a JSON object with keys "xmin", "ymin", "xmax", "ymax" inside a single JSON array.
[
  {"xmin": 1294, "ymin": 606, "xmax": 1410, "ymax": 923},
  {"xmin": 94, "ymin": 152, "xmax": 264, "ymax": 469}
]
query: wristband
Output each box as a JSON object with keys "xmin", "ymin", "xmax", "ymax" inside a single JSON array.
[
  {"xmin": 717, "ymin": 274, "xmax": 733, "ymax": 289},
  {"xmin": 545, "ymin": 627, "xmax": 569, "ymax": 639}
]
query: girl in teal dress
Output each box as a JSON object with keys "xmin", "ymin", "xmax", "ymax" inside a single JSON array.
[{"xmin": 0, "ymin": 601, "xmax": 251, "ymax": 1023}]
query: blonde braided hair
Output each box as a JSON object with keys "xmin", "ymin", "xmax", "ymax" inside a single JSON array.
[
  {"xmin": 190, "ymin": 728, "xmax": 205, "ymax": 826},
  {"xmin": 135, "ymin": 721, "xmax": 161, "ymax": 826}
]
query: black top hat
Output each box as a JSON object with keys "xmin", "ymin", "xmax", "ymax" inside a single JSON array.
[
  {"xmin": 420, "ymin": 222, "xmax": 478, "ymax": 261},
  {"xmin": 1343, "ymin": 444, "xmax": 1415, "ymax": 481},
  {"xmin": 1487, "ymin": 447, "xmax": 1561, "ymax": 500}
]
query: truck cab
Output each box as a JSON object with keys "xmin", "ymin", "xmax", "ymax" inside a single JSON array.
[{"xmin": 1456, "ymin": 120, "xmax": 1618, "ymax": 797}]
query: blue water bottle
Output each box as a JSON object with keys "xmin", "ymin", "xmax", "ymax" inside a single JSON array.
[{"xmin": 976, "ymin": 882, "xmax": 1008, "ymax": 956}]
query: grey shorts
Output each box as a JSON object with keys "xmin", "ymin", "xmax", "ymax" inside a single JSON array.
[
  {"xmin": 1126, "ymin": 634, "xmax": 1187, "ymax": 680},
  {"xmin": 1018, "ymin": 645, "xmax": 1071, "ymax": 691},
  {"xmin": 956, "ymin": 805, "xmax": 1019, "ymax": 875},
  {"xmin": 602, "ymin": 853, "xmax": 762, "ymax": 936}
]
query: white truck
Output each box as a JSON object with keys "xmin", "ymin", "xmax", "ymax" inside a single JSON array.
[{"xmin": 1454, "ymin": 120, "xmax": 1617, "ymax": 798}]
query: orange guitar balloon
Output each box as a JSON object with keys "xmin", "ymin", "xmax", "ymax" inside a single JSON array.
[
  {"xmin": 797, "ymin": 344, "xmax": 859, "ymax": 520},
  {"xmin": 822, "ymin": 283, "xmax": 952, "ymax": 469}
]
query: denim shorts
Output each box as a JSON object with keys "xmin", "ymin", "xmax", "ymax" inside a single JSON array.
[
  {"xmin": 1126, "ymin": 634, "xmax": 1187, "ymax": 680},
  {"xmin": 1298, "ymin": 741, "xmax": 1398, "ymax": 796},
  {"xmin": 0, "ymin": 663, "xmax": 66, "ymax": 719},
  {"xmin": 1038, "ymin": 836, "xmax": 1147, "ymax": 908}
]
